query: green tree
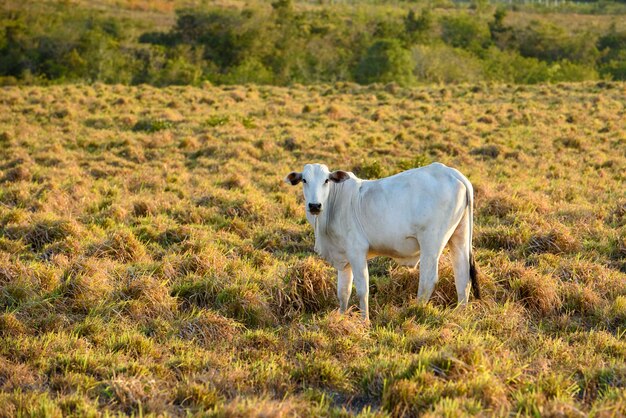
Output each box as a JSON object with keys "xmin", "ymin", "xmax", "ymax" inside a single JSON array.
[
  {"xmin": 404, "ymin": 9, "xmax": 433, "ymax": 44},
  {"xmin": 355, "ymin": 39, "xmax": 414, "ymax": 86},
  {"xmin": 514, "ymin": 22, "xmax": 600, "ymax": 65},
  {"xmin": 440, "ymin": 14, "xmax": 491, "ymax": 52}
]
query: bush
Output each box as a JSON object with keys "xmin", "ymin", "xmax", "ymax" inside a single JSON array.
[
  {"xmin": 220, "ymin": 58, "xmax": 274, "ymax": 85},
  {"xmin": 514, "ymin": 21, "xmax": 600, "ymax": 65},
  {"xmin": 547, "ymin": 60, "xmax": 599, "ymax": 82},
  {"xmin": 404, "ymin": 9, "xmax": 433, "ymax": 44},
  {"xmin": 412, "ymin": 43, "xmax": 484, "ymax": 83},
  {"xmin": 440, "ymin": 14, "xmax": 491, "ymax": 52},
  {"xmin": 599, "ymin": 51, "xmax": 626, "ymax": 80},
  {"xmin": 482, "ymin": 48, "xmax": 551, "ymax": 84},
  {"xmin": 355, "ymin": 39, "xmax": 415, "ymax": 86}
]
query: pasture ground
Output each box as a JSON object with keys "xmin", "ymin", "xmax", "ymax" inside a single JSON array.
[{"xmin": 0, "ymin": 81, "xmax": 625, "ymax": 416}]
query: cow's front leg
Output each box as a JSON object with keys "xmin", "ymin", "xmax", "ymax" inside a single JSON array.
[
  {"xmin": 348, "ymin": 256, "xmax": 370, "ymax": 323},
  {"xmin": 337, "ymin": 265, "xmax": 353, "ymax": 313}
]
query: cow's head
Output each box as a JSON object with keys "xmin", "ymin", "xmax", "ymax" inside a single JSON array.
[{"xmin": 285, "ymin": 163, "xmax": 350, "ymax": 215}]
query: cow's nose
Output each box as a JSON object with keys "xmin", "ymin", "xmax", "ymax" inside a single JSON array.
[{"xmin": 308, "ymin": 203, "xmax": 322, "ymax": 213}]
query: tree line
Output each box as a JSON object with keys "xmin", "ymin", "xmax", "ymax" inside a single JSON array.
[{"xmin": 1, "ymin": 0, "xmax": 626, "ymax": 86}]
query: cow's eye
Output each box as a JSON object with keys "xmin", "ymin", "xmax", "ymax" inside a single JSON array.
[
  {"xmin": 302, "ymin": 179, "xmax": 307, "ymax": 184},
  {"xmin": 324, "ymin": 179, "xmax": 329, "ymax": 184}
]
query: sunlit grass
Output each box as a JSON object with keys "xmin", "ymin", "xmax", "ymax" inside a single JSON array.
[{"xmin": 0, "ymin": 81, "xmax": 624, "ymax": 416}]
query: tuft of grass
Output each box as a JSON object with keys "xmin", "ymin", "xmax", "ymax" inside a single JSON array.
[
  {"xmin": 116, "ymin": 271, "xmax": 177, "ymax": 320},
  {"xmin": 2, "ymin": 165, "xmax": 32, "ymax": 183},
  {"xmin": 205, "ymin": 115, "xmax": 230, "ymax": 127},
  {"xmin": 178, "ymin": 309, "xmax": 242, "ymax": 344},
  {"xmin": 174, "ymin": 380, "xmax": 222, "ymax": 411},
  {"xmin": 132, "ymin": 118, "xmax": 174, "ymax": 132},
  {"xmin": 503, "ymin": 263, "xmax": 562, "ymax": 315},
  {"xmin": 89, "ymin": 229, "xmax": 148, "ymax": 263},
  {"xmin": 291, "ymin": 352, "xmax": 353, "ymax": 392},
  {"xmin": 275, "ymin": 257, "xmax": 336, "ymax": 318},
  {"xmin": 470, "ymin": 145, "xmax": 500, "ymax": 159},
  {"xmin": 6, "ymin": 216, "xmax": 79, "ymax": 252},
  {"xmin": 61, "ymin": 258, "xmax": 114, "ymax": 313},
  {"xmin": 353, "ymin": 159, "xmax": 386, "ymax": 179},
  {"xmin": 383, "ymin": 377, "xmax": 440, "ymax": 417},
  {"xmin": 397, "ymin": 154, "xmax": 432, "ymax": 171},
  {"xmin": 215, "ymin": 397, "xmax": 312, "ymax": 418},
  {"xmin": 527, "ymin": 226, "xmax": 580, "ymax": 255},
  {"xmin": 0, "ymin": 312, "xmax": 28, "ymax": 337}
]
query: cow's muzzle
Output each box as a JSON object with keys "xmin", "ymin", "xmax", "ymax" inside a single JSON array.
[{"xmin": 308, "ymin": 203, "xmax": 322, "ymax": 214}]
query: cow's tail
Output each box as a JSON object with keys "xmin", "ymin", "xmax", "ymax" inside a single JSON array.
[
  {"xmin": 469, "ymin": 248, "xmax": 480, "ymax": 300},
  {"xmin": 465, "ymin": 178, "xmax": 480, "ymax": 300},
  {"xmin": 454, "ymin": 170, "xmax": 480, "ymax": 300}
]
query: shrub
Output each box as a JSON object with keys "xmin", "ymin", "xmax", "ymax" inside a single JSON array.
[
  {"xmin": 514, "ymin": 21, "xmax": 600, "ymax": 65},
  {"xmin": 548, "ymin": 60, "xmax": 599, "ymax": 82},
  {"xmin": 397, "ymin": 155, "xmax": 432, "ymax": 171},
  {"xmin": 355, "ymin": 39, "xmax": 415, "ymax": 86},
  {"xmin": 221, "ymin": 58, "xmax": 274, "ymax": 85},
  {"xmin": 404, "ymin": 9, "xmax": 434, "ymax": 44},
  {"xmin": 412, "ymin": 43, "xmax": 484, "ymax": 83},
  {"xmin": 440, "ymin": 14, "xmax": 491, "ymax": 52},
  {"xmin": 205, "ymin": 115, "xmax": 230, "ymax": 127},
  {"xmin": 482, "ymin": 48, "xmax": 552, "ymax": 84},
  {"xmin": 597, "ymin": 29, "xmax": 626, "ymax": 59},
  {"xmin": 599, "ymin": 53, "xmax": 626, "ymax": 80}
]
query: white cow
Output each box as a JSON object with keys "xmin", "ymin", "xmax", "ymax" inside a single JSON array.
[{"xmin": 285, "ymin": 162, "xmax": 480, "ymax": 322}]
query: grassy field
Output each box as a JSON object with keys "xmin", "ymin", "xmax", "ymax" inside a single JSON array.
[{"xmin": 0, "ymin": 81, "xmax": 625, "ymax": 416}]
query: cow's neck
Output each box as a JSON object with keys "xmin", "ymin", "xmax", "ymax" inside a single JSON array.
[{"xmin": 311, "ymin": 180, "xmax": 360, "ymax": 267}]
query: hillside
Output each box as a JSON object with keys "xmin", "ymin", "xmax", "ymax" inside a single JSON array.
[{"xmin": 0, "ymin": 82, "xmax": 625, "ymax": 416}]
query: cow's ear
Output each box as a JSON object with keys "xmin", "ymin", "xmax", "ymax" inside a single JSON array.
[
  {"xmin": 285, "ymin": 172, "xmax": 303, "ymax": 185},
  {"xmin": 329, "ymin": 170, "xmax": 350, "ymax": 183}
]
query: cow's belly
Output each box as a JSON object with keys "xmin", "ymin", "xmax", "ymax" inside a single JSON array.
[{"xmin": 367, "ymin": 235, "xmax": 420, "ymax": 261}]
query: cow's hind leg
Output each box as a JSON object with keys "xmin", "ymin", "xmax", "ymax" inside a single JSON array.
[
  {"xmin": 337, "ymin": 265, "xmax": 353, "ymax": 313},
  {"xmin": 416, "ymin": 238, "xmax": 446, "ymax": 303},
  {"xmin": 449, "ymin": 213, "xmax": 471, "ymax": 304},
  {"xmin": 417, "ymin": 218, "xmax": 460, "ymax": 302}
]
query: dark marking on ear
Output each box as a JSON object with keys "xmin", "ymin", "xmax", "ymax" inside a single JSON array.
[
  {"xmin": 329, "ymin": 170, "xmax": 350, "ymax": 183},
  {"xmin": 285, "ymin": 172, "xmax": 303, "ymax": 185}
]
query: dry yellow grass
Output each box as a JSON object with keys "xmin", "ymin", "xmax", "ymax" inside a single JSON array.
[{"xmin": 0, "ymin": 81, "xmax": 624, "ymax": 416}]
